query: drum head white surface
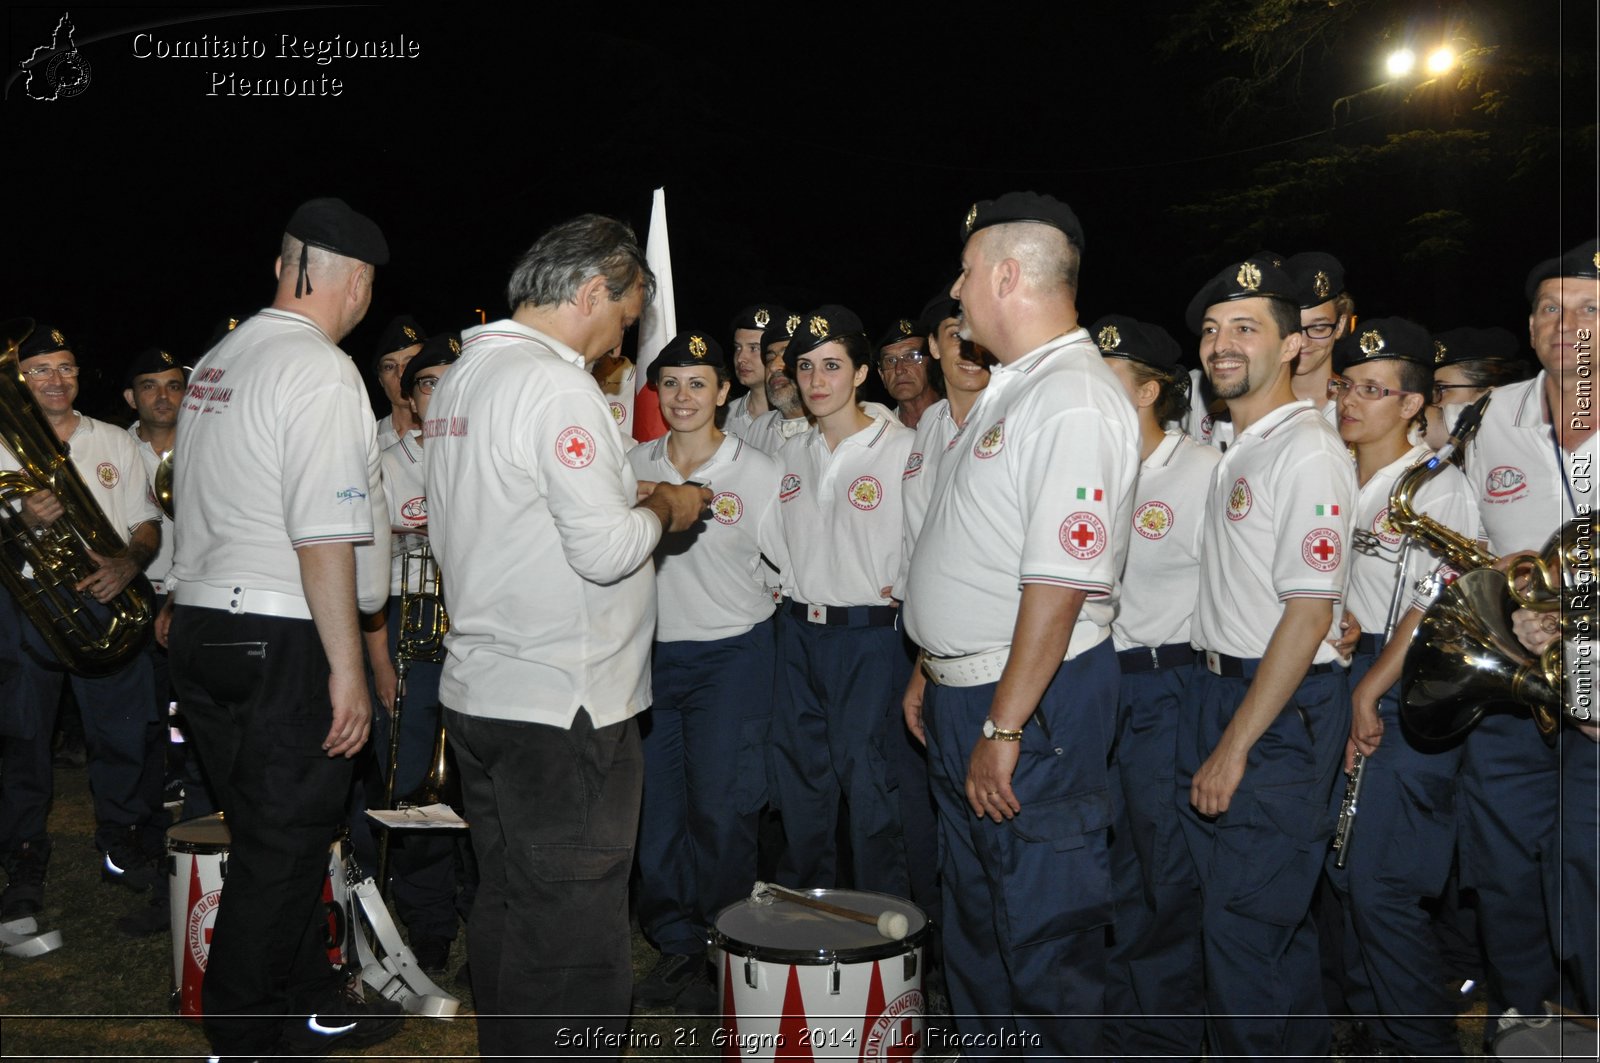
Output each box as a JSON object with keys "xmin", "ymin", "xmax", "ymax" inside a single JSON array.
[
  {"xmin": 167, "ymin": 812, "xmax": 229, "ymax": 853},
  {"xmin": 712, "ymin": 889, "xmax": 927, "ymax": 963}
]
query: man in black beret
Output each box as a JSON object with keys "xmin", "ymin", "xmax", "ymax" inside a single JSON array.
[
  {"xmin": 901, "ymin": 192, "xmax": 1139, "ymax": 1055},
  {"xmin": 875, "ymin": 316, "xmax": 941, "ymax": 429},
  {"xmin": 744, "ymin": 313, "xmax": 810, "ymax": 454},
  {"xmin": 166, "ymin": 196, "xmax": 402, "ymax": 1058},
  {"xmin": 1456, "ymin": 237, "xmax": 1600, "ymax": 1047},
  {"xmin": 1174, "ymin": 254, "xmax": 1357, "ymax": 1060},
  {"xmin": 371, "ymin": 314, "xmax": 428, "ymax": 452},
  {"xmin": 0, "ymin": 325, "xmax": 164, "ymax": 929},
  {"xmin": 724, "ymin": 302, "xmax": 788, "ymax": 441}
]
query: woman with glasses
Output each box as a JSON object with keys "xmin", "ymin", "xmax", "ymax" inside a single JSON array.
[
  {"xmin": 1324, "ymin": 318, "xmax": 1477, "ymax": 1060},
  {"xmin": 1423, "ymin": 326, "xmax": 1533, "ymax": 448}
]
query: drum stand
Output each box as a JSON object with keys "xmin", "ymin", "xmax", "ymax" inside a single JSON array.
[
  {"xmin": 333, "ymin": 845, "xmax": 460, "ymax": 1018},
  {"xmin": 0, "ymin": 915, "xmax": 63, "ymax": 958}
]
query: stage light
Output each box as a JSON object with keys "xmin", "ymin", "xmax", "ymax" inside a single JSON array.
[{"xmin": 1386, "ymin": 48, "xmax": 1416, "ymax": 78}]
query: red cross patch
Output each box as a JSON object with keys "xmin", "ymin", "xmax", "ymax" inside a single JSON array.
[
  {"xmin": 1060, "ymin": 511, "xmax": 1107, "ymax": 560},
  {"xmin": 555, "ymin": 426, "xmax": 596, "ymax": 469},
  {"xmin": 1302, "ymin": 527, "xmax": 1341, "ymax": 572}
]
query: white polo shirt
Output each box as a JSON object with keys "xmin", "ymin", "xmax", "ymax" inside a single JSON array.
[
  {"xmin": 1113, "ymin": 429, "xmax": 1221, "ymax": 651},
  {"xmin": 1185, "ymin": 368, "xmax": 1338, "ymax": 450},
  {"xmin": 380, "ymin": 431, "xmax": 428, "ymax": 596},
  {"xmin": 724, "ymin": 392, "xmax": 759, "ymax": 442},
  {"xmin": 896, "ymin": 398, "xmax": 963, "ymax": 599},
  {"xmin": 744, "ymin": 408, "xmax": 810, "ymax": 457},
  {"xmin": 1192, "ymin": 400, "xmax": 1357, "ymax": 663},
  {"xmin": 775, "ymin": 411, "xmax": 913, "ymax": 608},
  {"xmin": 903, "ymin": 330, "xmax": 1140, "ymax": 660},
  {"xmin": 1468, "ymin": 373, "xmax": 1597, "ymax": 554},
  {"xmin": 376, "ymin": 412, "xmax": 400, "ymax": 454},
  {"xmin": 425, "ymin": 319, "xmax": 661, "ymax": 728},
  {"xmin": 628, "ymin": 432, "xmax": 784, "ymax": 642},
  {"xmin": 124, "ymin": 421, "xmax": 174, "ymax": 589},
  {"xmin": 1344, "ymin": 443, "xmax": 1477, "ymax": 633},
  {"xmin": 170, "ymin": 308, "xmax": 388, "ymax": 615}
]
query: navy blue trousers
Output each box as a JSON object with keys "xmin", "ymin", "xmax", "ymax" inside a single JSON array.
[
  {"xmin": 1324, "ymin": 646, "xmax": 1463, "ymax": 1057},
  {"xmin": 637, "ymin": 619, "xmax": 774, "ymax": 955},
  {"xmin": 1562, "ymin": 725, "xmax": 1599, "ymax": 1013},
  {"xmin": 1104, "ymin": 661, "xmax": 1205, "ymax": 1059},
  {"xmin": 925, "ymin": 640, "xmax": 1118, "ymax": 1060},
  {"xmin": 769, "ymin": 612, "xmax": 910, "ymax": 896},
  {"xmin": 1175, "ymin": 666, "xmax": 1349, "ymax": 1063},
  {"xmin": 1456, "ymin": 710, "xmax": 1561, "ymax": 1021}
]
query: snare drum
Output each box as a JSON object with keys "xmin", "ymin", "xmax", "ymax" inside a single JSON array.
[
  {"xmin": 166, "ymin": 814, "xmax": 350, "ymax": 1019},
  {"xmin": 709, "ymin": 889, "xmax": 927, "ymax": 1061}
]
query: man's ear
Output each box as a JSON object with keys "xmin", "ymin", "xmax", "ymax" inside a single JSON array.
[
  {"xmin": 576, "ymin": 274, "xmax": 610, "ymax": 317},
  {"xmin": 1280, "ymin": 328, "xmax": 1306, "ymax": 366}
]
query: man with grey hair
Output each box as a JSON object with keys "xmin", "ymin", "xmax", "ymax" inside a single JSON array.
[
  {"xmin": 424, "ymin": 213, "xmax": 709, "ymax": 1056},
  {"xmin": 902, "ymin": 192, "xmax": 1139, "ymax": 1055},
  {"xmin": 167, "ymin": 197, "xmax": 399, "ymax": 1058}
]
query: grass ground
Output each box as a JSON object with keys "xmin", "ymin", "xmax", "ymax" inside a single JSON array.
[{"xmin": 0, "ymin": 762, "xmax": 715, "ymax": 1061}]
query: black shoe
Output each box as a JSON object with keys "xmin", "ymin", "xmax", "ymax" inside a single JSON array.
[
  {"xmin": 1, "ymin": 840, "xmax": 51, "ymax": 920},
  {"xmin": 674, "ymin": 971, "xmax": 718, "ymax": 1017},
  {"xmin": 100, "ymin": 828, "xmax": 158, "ymax": 893},
  {"xmin": 410, "ymin": 934, "xmax": 451, "ymax": 975},
  {"xmin": 633, "ymin": 952, "xmax": 707, "ymax": 1010},
  {"xmin": 116, "ymin": 895, "xmax": 170, "ymax": 937},
  {"xmin": 52, "ymin": 742, "xmax": 86, "ymax": 769},
  {"xmin": 277, "ymin": 985, "xmax": 404, "ymax": 1055}
]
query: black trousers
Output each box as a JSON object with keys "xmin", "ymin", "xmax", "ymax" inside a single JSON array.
[{"xmin": 169, "ymin": 605, "xmax": 350, "ymax": 1057}]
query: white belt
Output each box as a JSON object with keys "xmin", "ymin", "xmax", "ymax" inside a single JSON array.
[
  {"xmin": 921, "ymin": 646, "xmax": 1010, "ymax": 687},
  {"xmin": 175, "ymin": 582, "xmax": 312, "ymax": 621}
]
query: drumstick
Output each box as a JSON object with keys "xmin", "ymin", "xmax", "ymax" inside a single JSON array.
[{"xmin": 751, "ymin": 881, "xmax": 910, "ymax": 941}]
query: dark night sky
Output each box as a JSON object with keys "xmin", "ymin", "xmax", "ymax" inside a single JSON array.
[{"xmin": 4, "ymin": 2, "xmax": 1596, "ymax": 417}]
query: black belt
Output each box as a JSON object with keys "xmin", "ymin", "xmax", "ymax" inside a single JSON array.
[
  {"xmin": 785, "ymin": 600, "xmax": 898, "ymax": 628},
  {"xmin": 1117, "ymin": 643, "xmax": 1197, "ymax": 674},
  {"xmin": 1355, "ymin": 633, "xmax": 1385, "ymax": 656},
  {"xmin": 1203, "ymin": 650, "xmax": 1342, "ymax": 679}
]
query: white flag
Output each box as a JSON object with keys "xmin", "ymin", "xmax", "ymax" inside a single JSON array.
[{"xmin": 632, "ymin": 186, "xmax": 676, "ymax": 442}]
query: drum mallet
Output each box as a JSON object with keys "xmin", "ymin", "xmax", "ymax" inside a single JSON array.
[{"xmin": 751, "ymin": 881, "xmax": 909, "ymax": 941}]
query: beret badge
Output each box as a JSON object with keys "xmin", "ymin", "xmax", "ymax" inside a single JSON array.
[
  {"xmin": 1235, "ymin": 262, "xmax": 1261, "ymax": 292},
  {"xmin": 1097, "ymin": 325, "xmax": 1122, "ymax": 350}
]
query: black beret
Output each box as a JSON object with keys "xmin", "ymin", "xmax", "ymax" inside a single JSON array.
[
  {"xmin": 919, "ymin": 292, "xmax": 960, "ymax": 333},
  {"xmin": 124, "ymin": 346, "xmax": 187, "ymax": 388},
  {"xmin": 1525, "ymin": 238, "xmax": 1600, "ymax": 301},
  {"xmin": 961, "ymin": 191, "xmax": 1084, "ymax": 250},
  {"xmin": 729, "ymin": 304, "xmax": 788, "ymax": 335},
  {"xmin": 1334, "ymin": 317, "xmax": 1434, "ymax": 371},
  {"xmin": 18, "ymin": 323, "xmax": 72, "ymax": 361},
  {"xmin": 1284, "ymin": 252, "xmax": 1347, "ymax": 310},
  {"xmin": 783, "ymin": 305, "xmax": 868, "ymax": 367},
  {"xmin": 285, "ymin": 197, "xmax": 389, "ymax": 266},
  {"xmin": 400, "ymin": 332, "xmax": 461, "ymax": 397},
  {"xmin": 647, "ymin": 330, "xmax": 727, "ymax": 384},
  {"xmin": 1252, "ymin": 249, "xmax": 1288, "ymax": 269},
  {"xmin": 1185, "ymin": 255, "xmax": 1299, "ymax": 334},
  {"xmin": 1091, "ymin": 315, "xmax": 1183, "ymax": 371},
  {"xmin": 761, "ymin": 313, "xmax": 802, "ymax": 354},
  {"xmin": 875, "ymin": 317, "xmax": 925, "ymax": 353},
  {"xmin": 374, "ymin": 314, "xmax": 428, "ymax": 358},
  {"xmin": 1431, "ymin": 326, "xmax": 1521, "ymax": 368}
]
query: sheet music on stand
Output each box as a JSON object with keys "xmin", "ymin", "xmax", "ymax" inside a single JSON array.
[{"xmin": 366, "ymin": 803, "xmax": 468, "ymax": 830}]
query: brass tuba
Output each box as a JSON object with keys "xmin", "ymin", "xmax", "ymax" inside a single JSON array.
[
  {"xmin": 0, "ymin": 320, "xmax": 153, "ymax": 675},
  {"xmin": 1391, "ymin": 395, "xmax": 1576, "ymax": 743}
]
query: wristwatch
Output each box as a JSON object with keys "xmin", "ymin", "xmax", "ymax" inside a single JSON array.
[{"xmin": 982, "ymin": 718, "xmax": 1024, "ymax": 742}]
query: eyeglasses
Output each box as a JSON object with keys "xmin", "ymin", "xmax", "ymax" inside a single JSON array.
[
  {"xmin": 1327, "ymin": 376, "xmax": 1416, "ymax": 401},
  {"xmin": 413, "ymin": 375, "xmax": 444, "ymax": 394},
  {"xmin": 1301, "ymin": 323, "xmax": 1339, "ymax": 340},
  {"xmin": 22, "ymin": 364, "xmax": 79, "ymax": 379},
  {"xmin": 880, "ymin": 351, "xmax": 927, "ymax": 371},
  {"xmin": 1431, "ymin": 382, "xmax": 1483, "ymax": 405}
]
